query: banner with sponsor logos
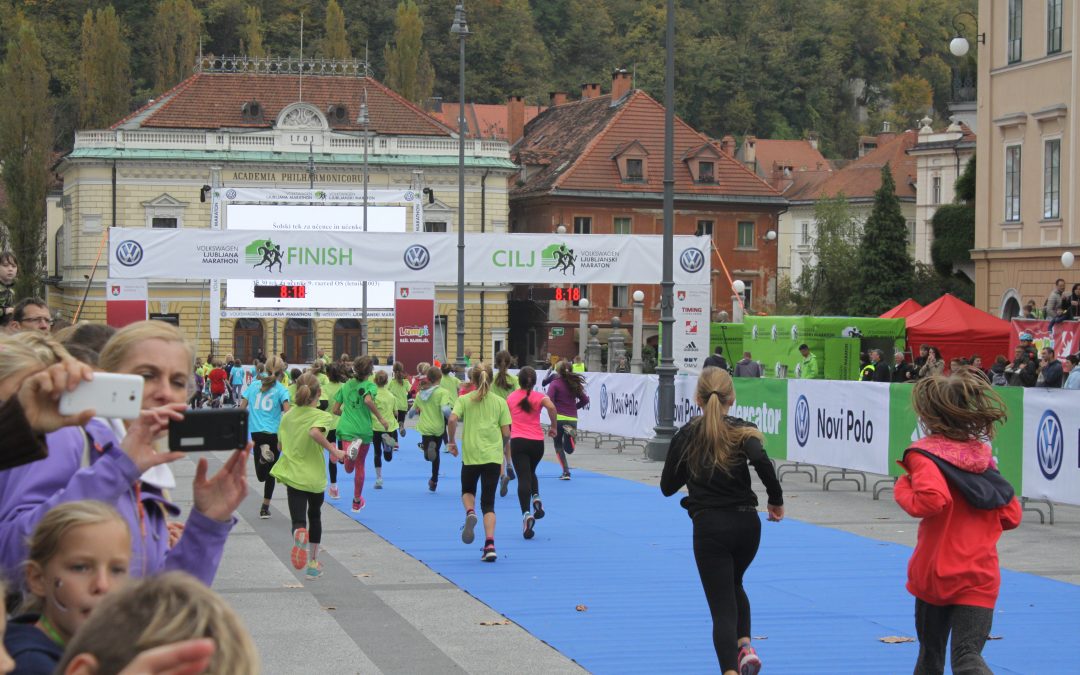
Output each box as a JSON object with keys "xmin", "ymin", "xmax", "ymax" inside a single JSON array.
[
  {"xmin": 394, "ymin": 282, "xmax": 435, "ymax": 374},
  {"xmin": 1009, "ymin": 318, "xmax": 1080, "ymax": 358},
  {"xmin": 109, "ymin": 230, "xmax": 710, "ymax": 285},
  {"xmin": 1022, "ymin": 388, "xmax": 1080, "ymax": 504},
  {"xmin": 673, "ymin": 285, "xmax": 712, "ymax": 372},
  {"xmin": 219, "ymin": 187, "xmax": 420, "ymax": 205},
  {"xmin": 787, "ymin": 380, "xmax": 891, "ymax": 474},
  {"xmin": 731, "ymin": 378, "xmax": 789, "ymax": 460}
]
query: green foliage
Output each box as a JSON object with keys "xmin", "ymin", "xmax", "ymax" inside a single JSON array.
[
  {"xmin": 238, "ymin": 5, "xmax": 266, "ymax": 59},
  {"xmin": 953, "ymin": 153, "xmax": 975, "ymax": 202},
  {"xmin": 930, "ymin": 155, "xmax": 976, "ymax": 275},
  {"xmin": 791, "ymin": 193, "xmax": 860, "ymax": 315},
  {"xmin": 151, "ymin": 0, "xmax": 202, "ymax": 93},
  {"xmin": 384, "ymin": 1, "xmax": 434, "ymax": 106},
  {"xmin": 890, "ymin": 74, "xmax": 933, "ymax": 128},
  {"xmin": 847, "ymin": 164, "xmax": 915, "ymax": 316},
  {"xmin": 79, "ymin": 6, "xmax": 131, "ymax": 129},
  {"xmin": 0, "ymin": 14, "xmax": 51, "ymax": 298},
  {"xmin": 319, "ymin": 0, "xmax": 351, "ymax": 61},
  {"xmin": 911, "ymin": 262, "xmax": 973, "ymax": 306}
]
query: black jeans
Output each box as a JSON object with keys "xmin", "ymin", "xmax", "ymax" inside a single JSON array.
[
  {"xmin": 422, "ymin": 434, "xmax": 442, "ymax": 481},
  {"xmin": 553, "ymin": 420, "xmax": 576, "ymax": 474},
  {"xmin": 692, "ymin": 509, "xmax": 761, "ymax": 672},
  {"xmin": 510, "ymin": 438, "xmax": 544, "ymax": 513},
  {"xmin": 914, "ymin": 599, "xmax": 994, "ymax": 675},
  {"xmin": 461, "ymin": 462, "xmax": 501, "ymax": 514},
  {"xmin": 250, "ymin": 432, "xmax": 279, "ymax": 501},
  {"xmin": 286, "ymin": 486, "xmax": 325, "ymax": 544}
]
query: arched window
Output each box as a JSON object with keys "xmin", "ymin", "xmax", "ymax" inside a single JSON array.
[
  {"xmin": 334, "ymin": 319, "xmax": 362, "ymax": 360},
  {"xmin": 233, "ymin": 319, "xmax": 263, "ymax": 364},
  {"xmin": 284, "ymin": 319, "xmax": 315, "ymax": 364}
]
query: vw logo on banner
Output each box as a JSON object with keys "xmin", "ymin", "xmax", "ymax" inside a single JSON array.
[
  {"xmin": 679, "ymin": 247, "xmax": 705, "ymax": 274},
  {"xmin": 403, "ymin": 244, "xmax": 430, "ymax": 271},
  {"xmin": 1036, "ymin": 409, "xmax": 1064, "ymax": 480},
  {"xmin": 225, "ymin": 188, "xmax": 237, "ymax": 199},
  {"xmin": 794, "ymin": 395, "xmax": 811, "ymax": 447},
  {"xmin": 599, "ymin": 384, "xmax": 609, "ymax": 419},
  {"xmin": 115, "ymin": 240, "xmax": 144, "ymax": 267}
]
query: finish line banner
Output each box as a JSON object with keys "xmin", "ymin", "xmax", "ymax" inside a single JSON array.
[{"xmin": 108, "ymin": 230, "xmax": 711, "ymax": 284}]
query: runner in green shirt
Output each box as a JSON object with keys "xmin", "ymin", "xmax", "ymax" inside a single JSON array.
[
  {"xmin": 370, "ymin": 370, "xmax": 401, "ymax": 489},
  {"xmin": 448, "ymin": 366, "xmax": 512, "ymax": 563},
  {"xmin": 387, "ymin": 361, "xmax": 411, "ymax": 439},
  {"xmin": 322, "ymin": 363, "xmax": 346, "ymax": 500},
  {"xmin": 440, "ymin": 362, "xmax": 462, "ymax": 402},
  {"xmin": 333, "ymin": 356, "xmax": 391, "ymax": 512},
  {"xmin": 270, "ymin": 373, "xmax": 344, "ymax": 580},
  {"xmin": 413, "ymin": 366, "xmax": 451, "ymax": 492}
]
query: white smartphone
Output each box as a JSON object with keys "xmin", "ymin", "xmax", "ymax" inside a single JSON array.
[{"xmin": 59, "ymin": 373, "xmax": 144, "ymax": 420}]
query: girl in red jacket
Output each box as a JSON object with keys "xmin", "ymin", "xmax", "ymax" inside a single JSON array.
[{"xmin": 895, "ymin": 371, "xmax": 1022, "ymax": 675}]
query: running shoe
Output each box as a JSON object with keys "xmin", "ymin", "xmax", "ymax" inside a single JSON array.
[
  {"xmin": 383, "ymin": 448, "xmax": 393, "ymax": 462},
  {"xmin": 305, "ymin": 560, "xmax": 323, "ymax": 580},
  {"xmin": 532, "ymin": 498, "xmax": 545, "ymax": 519},
  {"xmin": 481, "ymin": 543, "xmax": 497, "ymax": 562},
  {"xmin": 347, "ymin": 439, "xmax": 363, "ymax": 461},
  {"xmin": 352, "ymin": 497, "xmax": 365, "ymax": 512},
  {"xmin": 259, "ymin": 444, "xmax": 274, "ymax": 463},
  {"xmin": 499, "ymin": 473, "xmax": 511, "ymax": 497},
  {"xmin": 259, "ymin": 505, "xmax": 271, "ymax": 519},
  {"xmin": 375, "ymin": 477, "xmax": 383, "ymax": 489},
  {"xmin": 507, "ymin": 465, "xmax": 516, "ymax": 480},
  {"xmin": 559, "ymin": 472, "xmax": 571, "ymax": 481},
  {"xmin": 381, "ymin": 432, "xmax": 399, "ymax": 450},
  {"xmin": 290, "ymin": 528, "xmax": 308, "ymax": 570},
  {"xmin": 461, "ymin": 512, "xmax": 478, "ymax": 544},
  {"xmin": 425, "ymin": 440, "xmax": 438, "ymax": 462},
  {"xmin": 738, "ymin": 645, "xmax": 761, "ymax": 675},
  {"xmin": 522, "ymin": 514, "xmax": 535, "ymax": 540},
  {"xmin": 428, "ymin": 478, "xmax": 437, "ymax": 492},
  {"xmin": 328, "ymin": 484, "xmax": 339, "ymax": 500},
  {"xmin": 399, "ymin": 427, "xmax": 406, "ymax": 439}
]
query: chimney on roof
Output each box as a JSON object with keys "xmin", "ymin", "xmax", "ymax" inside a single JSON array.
[
  {"xmin": 720, "ymin": 135, "xmax": 736, "ymax": 157},
  {"xmin": 807, "ymin": 132, "xmax": 819, "ymax": 150},
  {"xmin": 428, "ymin": 96, "xmax": 443, "ymax": 112},
  {"xmin": 549, "ymin": 91, "xmax": 568, "ymax": 106},
  {"xmin": 742, "ymin": 135, "xmax": 757, "ymax": 165},
  {"xmin": 507, "ymin": 95, "xmax": 524, "ymax": 145},
  {"xmin": 580, "ymin": 82, "xmax": 601, "ymax": 100},
  {"xmin": 611, "ymin": 68, "xmax": 631, "ymax": 102}
]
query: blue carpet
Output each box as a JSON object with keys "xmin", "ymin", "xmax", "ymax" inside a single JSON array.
[{"xmin": 327, "ymin": 430, "xmax": 1079, "ymax": 674}]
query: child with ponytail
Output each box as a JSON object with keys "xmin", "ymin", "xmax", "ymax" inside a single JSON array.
[
  {"xmin": 387, "ymin": 361, "xmax": 411, "ymax": 439},
  {"xmin": 240, "ymin": 356, "xmax": 291, "ymax": 519},
  {"xmin": 370, "ymin": 370, "xmax": 401, "ymax": 489},
  {"xmin": 332, "ymin": 356, "xmax": 391, "ymax": 511},
  {"xmin": 413, "ymin": 365, "xmax": 452, "ymax": 492}
]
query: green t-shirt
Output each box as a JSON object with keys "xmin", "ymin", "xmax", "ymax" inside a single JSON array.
[
  {"xmin": 416, "ymin": 386, "xmax": 451, "ymax": 436},
  {"xmin": 490, "ymin": 372, "xmax": 519, "ymax": 400},
  {"xmin": 316, "ymin": 372, "xmax": 331, "ymax": 401},
  {"xmin": 452, "ymin": 391, "xmax": 511, "ymax": 465},
  {"xmin": 271, "ymin": 405, "xmax": 336, "ymax": 493},
  {"xmin": 386, "ymin": 378, "xmax": 410, "ymax": 411},
  {"xmin": 334, "ymin": 378, "xmax": 379, "ymax": 442},
  {"xmin": 372, "ymin": 387, "xmax": 400, "ymax": 433},
  {"xmin": 440, "ymin": 374, "xmax": 461, "ymax": 402}
]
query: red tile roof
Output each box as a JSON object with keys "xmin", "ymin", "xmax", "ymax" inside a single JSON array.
[
  {"xmin": 801, "ymin": 131, "xmax": 918, "ymax": 202},
  {"xmin": 432, "ymin": 102, "xmax": 544, "ymax": 141},
  {"xmin": 748, "ymin": 139, "xmax": 830, "ymax": 177},
  {"xmin": 113, "ymin": 73, "xmax": 453, "ymax": 136},
  {"xmin": 512, "ymin": 90, "xmax": 781, "ymax": 201}
]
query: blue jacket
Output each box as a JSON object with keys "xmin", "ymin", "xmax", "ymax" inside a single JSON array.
[
  {"xmin": 3, "ymin": 614, "xmax": 62, "ymax": 675},
  {"xmin": 1038, "ymin": 359, "xmax": 1064, "ymax": 388}
]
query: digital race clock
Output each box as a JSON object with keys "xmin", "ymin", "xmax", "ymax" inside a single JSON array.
[{"xmin": 253, "ymin": 284, "xmax": 307, "ymax": 299}]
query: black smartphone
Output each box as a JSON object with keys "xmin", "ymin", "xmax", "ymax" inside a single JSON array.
[{"xmin": 169, "ymin": 408, "xmax": 248, "ymax": 452}]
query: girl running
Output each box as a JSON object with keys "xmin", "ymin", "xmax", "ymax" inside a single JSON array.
[
  {"xmin": 387, "ymin": 361, "xmax": 411, "ymax": 439},
  {"xmin": 413, "ymin": 366, "xmax": 451, "ymax": 492},
  {"xmin": 660, "ymin": 367, "xmax": 783, "ymax": 675},
  {"xmin": 4, "ymin": 501, "xmax": 131, "ymax": 673},
  {"xmin": 229, "ymin": 359, "xmax": 246, "ymax": 405},
  {"xmin": 490, "ymin": 352, "xmax": 519, "ymax": 494},
  {"xmin": 240, "ymin": 356, "xmax": 291, "ymax": 519},
  {"xmin": 505, "ymin": 367, "xmax": 558, "ymax": 539},
  {"xmin": 545, "ymin": 360, "xmax": 589, "ymax": 480},
  {"xmin": 332, "ymin": 357, "xmax": 391, "ymax": 512},
  {"xmin": 322, "ymin": 363, "xmax": 347, "ymax": 500},
  {"xmin": 895, "ymin": 371, "xmax": 1022, "ymax": 674},
  {"xmin": 271, "ymin": 373, "xmax": 345, "ymax": 580},
  {"xmin": 447, "ymin": 366, "xmax": 512, "ymax": 562},
  {"xmin": 370, "ymin": 371, "xmax": 401, "ymax": 489}
]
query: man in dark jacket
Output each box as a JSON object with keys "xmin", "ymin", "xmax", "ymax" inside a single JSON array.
[
  {"xmin": 869, "ymin": 349, "xmax": 892, "ymax": 382},
  {"xmin": 733, "ymin": 352, "xmax": 764, "ymax": 378},
  {"xmin": 1037, "ymin": 347, "xmax": 1064, "ymax": 387},
  {"xmin": 891, "ymin": 351, "xmax": 915, "ymax": 382},
  {"xmin": 1005, "ymin": 347, "xmax": 1038, "ymax": 387},
  {"xmin": 703, "ymin": 346, "xmax": 728, "ymax": 370}
]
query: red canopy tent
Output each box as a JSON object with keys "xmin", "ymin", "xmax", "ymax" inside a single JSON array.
[
  {"xmin": 880, "ymin": 298, "xmax": 923, "ymax": 318},
  {"xmin": 905, "ymin": 294, "xmax": 1012, "ymax": 366}
]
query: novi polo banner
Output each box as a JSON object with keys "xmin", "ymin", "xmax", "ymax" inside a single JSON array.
[
  {"xmin": 673, "ymin": 284, "xmax": 711, "ymax": 372},
  {"xmin": 108, "ymin": 230, "xmax": 710, "ymax": 285},
  {"xmin": 787, "ymin": 379, "xmax": 891, "ymax": 474},
  {"xmin": 394, "ymin": 282, "xmax": 435, "ymax": 374},
  {"xmin": 104, "ymin": 278, "xmax": 147, "ymax": 328}
]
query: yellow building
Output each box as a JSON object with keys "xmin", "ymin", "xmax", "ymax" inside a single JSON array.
[
  {"xmin": 972, "ymin": 0, "xmax": 1077, "ymax": 317},
  {"xmin": 49, "ymin": 57, "xmax": 516, "ymax": 363}
]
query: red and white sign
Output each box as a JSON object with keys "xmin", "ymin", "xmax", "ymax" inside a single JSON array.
[
  {"xmin": 105, "ymin": 279, "xmax": 147, "ymax": 328},
  {"xmin": 1009, "ymin": 319, "xmax": 1080, "ymax": 357},
  {"xmin": 394, "ymin": 282, "xmax": 435, "ymax": 373}
]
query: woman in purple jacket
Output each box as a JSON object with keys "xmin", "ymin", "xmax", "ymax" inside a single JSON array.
[
  {"xmin": 0, "ymin": 321, "xmax": 249, "ymax": 588},
  {"xmin": 545, "ymin": 361, "xmax": 589, "ymax": 480}
]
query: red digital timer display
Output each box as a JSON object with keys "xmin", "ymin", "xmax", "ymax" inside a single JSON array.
[
  {"xmin": 253, "ymin": 284, "xmax": 307, "ymax": 299},
  {"xmin": 554, "ymin": 286, "xmax": 582, "ymax": 302}
]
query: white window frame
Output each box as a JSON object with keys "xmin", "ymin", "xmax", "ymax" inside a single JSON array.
[
  {"xmin": 1008, "ymin": 0, "xmax": 1023, "ymax": 63},
  {"xmin": 1004, "ymin": 144, "xmax": 1022, "ymax": 222},
  {"xmin": 1047, "ymin": 0, "xmax": 1063, "ymax": 54},
  {"xmin": 931, "ymin": 175, "xmax": 942, "ymax": 205},
  {"xmin": 614, "ymin": 216, "xmax": 632, "ymax": 235},
  {"xmin": 612, "ymin": 285, "xmax": 629, "ymax": 308},
  {"xmin": 696, "ymin": 219, "xmax": 714, "ymax": 237},
  {"xmin": 573, "ymin": 216, "xmax": 592, "ymax": 234},
  {"xmin": 1043, "ymin": 136, "xmax": 1061, "ymax": 219},
  {"xmin": 142, "ymin": 194, "xmax": 187, "ymax": 229},
  {"xmin": 736, "ymin": 221, "xmax": 755, "ymax": 249},
  {"xmin": 800, "ymin": 221, "xmax": 811, "ymax": 246}
]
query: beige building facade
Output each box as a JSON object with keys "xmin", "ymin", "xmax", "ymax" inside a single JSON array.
[{"xmin": 973, "ymin": 0, "xmax": 1077, "ymax": 317}]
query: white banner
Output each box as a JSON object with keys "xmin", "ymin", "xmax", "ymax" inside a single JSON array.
[
  {"xmin": 218, "ymin": 309, "xmax": 394, "ymax": 319},
  {"xmin": 105, "ymin": 278, "xmax": 146, "ymax": 301},
  {"xmin": 787, "ymin": 380, "xmax": 890, "ymax": 473},
  {"xmin": 109, "ymin": 231, "xmax": 711, "ymax": 284},
  {"xmin": 220, "ymin": 187, "xmax": 420, "ymax": 205},
  {"xmin": 673, "ymin": 284, "xmax": 711, "ymax": 372},
  {"xmin": 1022, "ymin": 389, "xmax": 1080, "ymax": 504}
]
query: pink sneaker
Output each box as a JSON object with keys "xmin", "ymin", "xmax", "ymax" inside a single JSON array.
[
  {"xmin": 328, "ymin": 484, "xmax": 340, "ymax": 500},
  {"xmin": 738, "ymin": 645, "xmax": 761, "ymax": 675}
]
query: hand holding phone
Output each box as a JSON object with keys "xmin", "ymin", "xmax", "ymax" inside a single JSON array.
[
  {"xmin": 59, "ymin": 373, "xmax": 143, "ymax": 420},
  {"xmin": 168, "ymin": 408, "xmax": 248, "ymax": 452}
]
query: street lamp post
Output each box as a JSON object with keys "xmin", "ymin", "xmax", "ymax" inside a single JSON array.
[
  {"xmin": 451, "ymin": 3, "xmax": 469, "ymax": 374},
  {"xmin": 631, "ymin": 289, "xmax": 644, "ymax": 373},
  {"xmin": 577, "ymin": 298, "xmax": 589, "ymax": 364},
  {"xmin": 646, "ymin": 0, "xmax": 677, "ymax": 462},
  {"xmin": 359, "ymin": 88, "xmax": 370, "ymax": 357}
]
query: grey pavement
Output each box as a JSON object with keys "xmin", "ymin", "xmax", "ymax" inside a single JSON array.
[{"xmin": 169, "ymin": 429, "xmax": 1080, "ymax": 674}]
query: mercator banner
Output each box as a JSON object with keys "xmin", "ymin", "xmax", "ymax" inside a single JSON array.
[{"xmin": 108, "ymin": 230, "xmax": 711, "ymax": 284}]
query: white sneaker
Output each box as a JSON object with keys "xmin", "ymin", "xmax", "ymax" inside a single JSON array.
[
  {"xmin": 375, "ymin": 477, "xmax": 384, "ymax": 489},
  {"xmin": 347, "ymin": 439, "xmax": 363, "ymax": 461},
  {"xmin": 259, "ymin": 444, "xmax": 274, "ymax": 463}
]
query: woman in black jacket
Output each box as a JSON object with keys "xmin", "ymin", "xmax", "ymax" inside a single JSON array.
[{"xmin": 661, "ymin": 367, "xmax": 784, "ymax": 675}]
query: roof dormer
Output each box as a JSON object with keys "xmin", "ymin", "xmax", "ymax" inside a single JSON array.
[
  {"xmin": 683, "ymin": 143, "xmax": 722, "ymax": 184},
  {"xmin": 610, "ymin": 140, "xmax": 649, "ymax": 183}
]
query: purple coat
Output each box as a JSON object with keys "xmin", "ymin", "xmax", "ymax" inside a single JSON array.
[
  {"xmin": 0, "ymin": 418, "xmax": 233, "ymax": 588},
  {"xmin": 546, "ymin": 377, "xmax": 589, "ymax": 419}
]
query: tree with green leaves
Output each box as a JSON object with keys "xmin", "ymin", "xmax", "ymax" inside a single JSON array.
[
  {"xmin": 794, "ymin": 193, "xmax": 860, "ymax": 315},
  {"xmin": 921, "ymin": 154, "xmax": 976, "ymax": 303},
  {"xmin": 238, "ymin": 5, "xmax": 266, "ymax": 58},
  {"xmin": 0, "ymin": 14, "xmax": 52, "ymax": 299},
  {"xmin": 151, "ymin": 0, "xmax": 202, "ymax": 93},
  {"xmin": 79, "ymin": 6, "xmax": 132, "ymax": 129},
  {"xmin": 319, "ymin": 0, "xmax": 351, "ymax": 61},
  {"xmin": 384, "ymin": 1, "xmax": 434, "ymax": 105},
  {"xmin": 848, "ymin": 164, "xmax": 915, "ymax": 315}
]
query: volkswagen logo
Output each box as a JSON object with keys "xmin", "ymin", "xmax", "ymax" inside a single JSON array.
[
  {"xmin": 404, "ymin": 190, "xmax": 415, "ymax": 201},
  {"xmin": 1036, "ymin": 409, "xmax": 1064, "ymax": 480},
  {"xmin": 599, "ymin": 383, "xmax": 609, "ymax": 419},
  {"xmin": 403, "ymin": 244, "xmax": 431, "ymax": 271},
  {"xmin": 794, "ymin": 395, "xmax": 810, "ymax": 447},
  {"xmin": 225, "ymin": 188, "xmax": 237, "ymax": 199},
  {"xmin": 116, "ymin": 240, "xmax": 144, "ymax": 267},
  {"xmin": 679, "ymin": 247, "xmax": 705, "ymax": 274}
]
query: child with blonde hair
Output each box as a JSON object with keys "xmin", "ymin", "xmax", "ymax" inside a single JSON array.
[
  {"xmin": 413, "ymin": 366, "xmax": 451, "ymax": 492},
  {"xmin": 370, "ymin": 370, "xmax": 401, "ymax": 489},
  {"xmin": 4, "ymin": 501, "xmax": 131, "ymax": 673}
]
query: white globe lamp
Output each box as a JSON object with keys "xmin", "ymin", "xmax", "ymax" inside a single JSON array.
[
  {"xmin": 632, "ymin": 290, "xmax": 645, "ymax": 303},
  {"xmin": 578, "ymin": 298, "xmax": 589, "ymax": 309},
  {"xmin": 949, "ymin": 36, "xmax": 970, "ymax": 57},
  {"xmin": 732, "ymin": 279, "xmax": 746, "ymax": 295},
  {"xmin": 1062, "ymin": 251, "xmax": 1075, "ymax": 268}
]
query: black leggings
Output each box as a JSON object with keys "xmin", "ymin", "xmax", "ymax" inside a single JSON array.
[
  {"xmin": 692, "ymin": 509, "xmax": 761, "ymax": 672},
  {"xmin": 510, "ymin": 438, "xmax": 544, "ymax": 513},
  {"xmin": 914, "ymin": 599, "xmax": 994, "ymax": 675},
  {"xmin": 251, "ymin": 432, "xmax": 279, "ymax": 501},
  {"xmin": 371, "ymin": 432, "xmax": 391, "ymax": 467},
  {"xmin": 396, "ymin": 410, "xmax": 406, "ymax": 434},
  {"xmin": 326, "ymin": 429, "xmax": 338, "ymax": 483},
  {"xmin": 554, "ymin": 420, "xmax": 576, "ymax": 473},
  {"xmin": 286, "ymin": 486, "xmax": 325, "ymax": 544},
  {"xmin": 461, "ymin": 462, "xmax": 501, "ymax": 514},
  {"xmin": 422, "ymin": 434, "xmax": 442, "ymax": 481}
]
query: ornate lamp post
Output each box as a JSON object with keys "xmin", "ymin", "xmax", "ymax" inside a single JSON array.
[
  {"xmin": 631, "ymin": 290, "xmax": 645, "ymax": 373},
  {"xmin": 451, "ymin": 3, "xmax": 470, "ymax": 373}
]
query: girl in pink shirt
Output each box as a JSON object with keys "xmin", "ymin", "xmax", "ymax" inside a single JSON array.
[{"xmin": 504, "ymin": 367, "xmax": 557, "ymax": 539}]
